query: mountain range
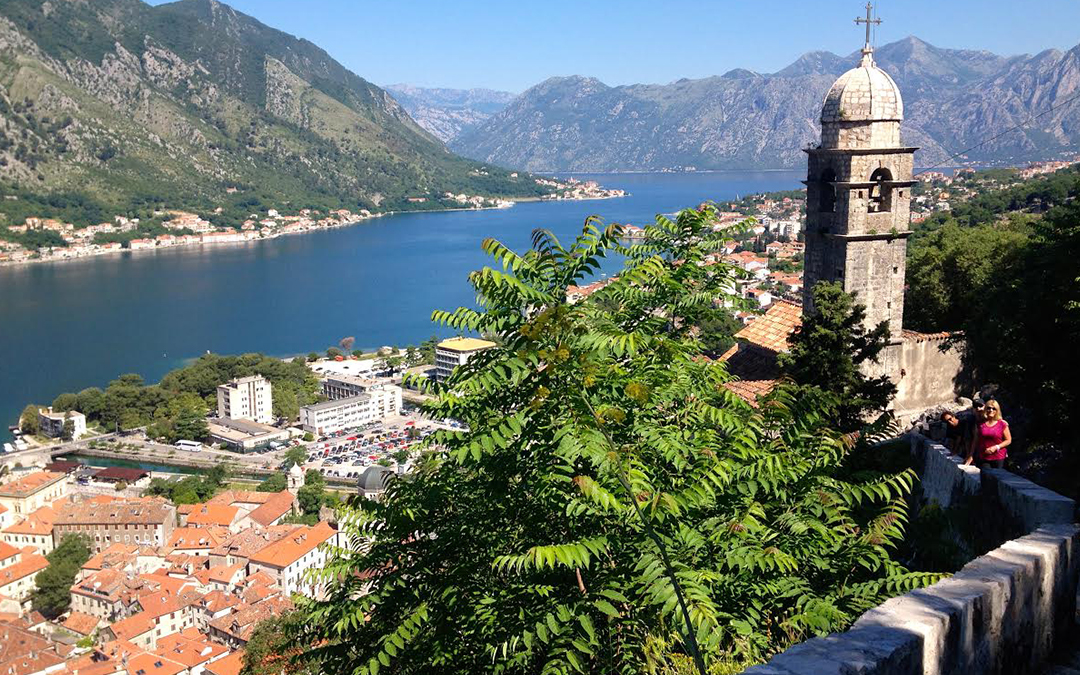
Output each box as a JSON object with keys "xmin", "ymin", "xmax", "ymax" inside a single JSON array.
[
  {"xmin": 383, "ymin": 85, "xmax": 515, "ymax": 144},
  {"xmin": 0, "ymin": 0, "xmax": 546, "ymax": 220},
  {"xmin": 439, "ymin": 37, "xmax": 1080, "ymax": 172}
]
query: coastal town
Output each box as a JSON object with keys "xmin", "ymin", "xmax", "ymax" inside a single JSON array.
[
  {"xmin": 0, "ymin": 337, "xmax": 502, "ymax": 675},
  {"xmin": 0, "ymin": 177, "xmax": 625, "ymax": 267},
  {"xmin": 569, "ymin": 158, "xmax": 1080, "ymax": 324}
]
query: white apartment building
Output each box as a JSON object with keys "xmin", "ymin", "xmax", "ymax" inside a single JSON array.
[
  {"xmin": 300, "ymin": 392, "xmax": 396, "ymax": 436},
  {"xmin": 37, "ymin": 407, "xmax": 87, "ymax": 440},
  {"xmin": 434, "ymin": 337, "xmax": 496, "ymax": 382},
  {"xmin": 216, "ymin": 375, "xmax": 273, "ymax": 423},
  {"xmin": 246, "ymin": 522, "xmax": 339, "ymax": 598},
  {"xmin": 321, "ymin": 375, "xmax": 402, "ymax": 414}
]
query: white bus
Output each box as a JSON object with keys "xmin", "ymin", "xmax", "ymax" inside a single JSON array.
[{"xmin": 176, "ymin": 440, "xmax": 204, "ymax": 452}]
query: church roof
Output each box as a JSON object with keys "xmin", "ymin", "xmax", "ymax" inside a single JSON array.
[
  {"xmin": 719, "ymin": 301, "xmax": 803, "ymax": 405},
  {"xmin": 821, "ymin": 53, "xmax": 903, "ymax": 124},
  {"xmin": 733, "ymin": 300, "xmax": 802, "ymax": 353}
]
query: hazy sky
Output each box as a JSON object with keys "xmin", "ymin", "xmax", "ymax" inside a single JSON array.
[{"xmin": 148, "ymin": 0, "xmax": 1080, "ymax": 92}]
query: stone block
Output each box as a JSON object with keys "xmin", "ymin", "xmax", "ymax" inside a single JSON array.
[
  {"xmin": 740, "ymin": 666, "xmax": 794, "ymax": 675},
  {"xmin": 982, "ymin": 469, "xmax": 1075, "ymax": 535},
  {"xmin": 748, "ymin": 626, "xmax": 923, "ymax": 675},
  {"xmin": 853, "ymin": 591, "xmax": 958, "ymax": 675}
]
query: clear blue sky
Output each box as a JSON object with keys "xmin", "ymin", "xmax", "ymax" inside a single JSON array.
[{"xmin": 149, "ymin": 0, "xmax": 1080, "ymax": 92}]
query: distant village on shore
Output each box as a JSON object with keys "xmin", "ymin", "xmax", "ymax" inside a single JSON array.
[{"xmin": 0, "ymin": 177, "xmax": 626, "ymax": 267}]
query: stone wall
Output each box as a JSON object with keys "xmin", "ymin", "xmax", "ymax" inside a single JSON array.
[
  {"xmin": 740, "ymin": 435, "xmax": 1078, "ymax": 675},
  {"xmin": 892, "ymin": 335, "xmax": 964, "ymax": 419}
]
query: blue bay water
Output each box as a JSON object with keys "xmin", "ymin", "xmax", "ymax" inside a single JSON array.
[{"xmin": 0, "ymin": 171, "xmax": 802, "ymax": 438}]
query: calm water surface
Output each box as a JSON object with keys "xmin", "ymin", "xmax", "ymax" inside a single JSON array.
[{"xmin": 0, "ymin": 172, "xmax": 801, "ymax": 437}]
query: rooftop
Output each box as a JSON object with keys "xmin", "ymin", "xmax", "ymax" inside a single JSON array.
[
  {"xmin": 0, "ymin": 471, "xmax": 66, "ymax": 498},
  {"xmin": 55, "ymin": 497, "xmax": 173, "ymax": 526},
  {"xmin": 248, "ymin": 522, "xmax": 336, "ymax": 569},
  {"xmin": 732, "ymin": 300, "xmax": 802, "ymax": 353},
  {"xmin": 303, "ymin": 394, "xmax": 371, "ymax": 412},
  {"xmin": 246, "ymin": 491, "xmax": 295, "ymax": 527},
  {"xmin": 61, "ymin": 611, "xmax": 100, "ymax": 636},
  {"xmin": 208, "ymin": 418, "xmax": 284, "ymax": 440},
  {"xmin": 436, "ymin": 337, "xmax": 496, "ymax": 353},
  {"xmin": 205, "ymin": 649, "xmax": 245, "ymax": 675},
  {"xmin": 186, "ymin": 503, "xmax": 240, "ymax": 528},
  {"xmin": 0, "ymin": 551, "xmax": 48, "ymax": 588},
  {"xmin": 91, "ymin": 467, "xmax": 150, "ymax": 483}
]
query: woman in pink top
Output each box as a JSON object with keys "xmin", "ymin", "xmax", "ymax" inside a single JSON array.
[{"xmin": 966, "ymin": 399, "xmax": 1011, "ymax": 469}]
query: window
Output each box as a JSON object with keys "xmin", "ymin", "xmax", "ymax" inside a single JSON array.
[
  {"xmin": 818, "ymin": 168, "xmax": 837, "ymax": 213},
  {"xmin": 869, "ymin": 168, "xmax": 893, "ymax": 213}
]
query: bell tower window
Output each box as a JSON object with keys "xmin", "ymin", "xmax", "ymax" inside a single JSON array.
[
  {"xmin": 868, "ymin": 168, "xmax": 893, "ymax": 213},
  {"xmin": 818, "ymin": 169, "xmax": 836, "ymax": 213}
]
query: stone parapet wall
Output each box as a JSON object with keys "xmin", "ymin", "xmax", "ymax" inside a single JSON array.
[
  {"xmin": 741, "ymin": 435, "xmax": 1078, "ymax": 675},
  {"xmin": 908, "ymin": 434, "xmax": 980, "ymax": 510}
]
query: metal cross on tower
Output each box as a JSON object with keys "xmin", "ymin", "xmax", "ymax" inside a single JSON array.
[{"xmin": 855, "ymin": 2, "xmax": 882, "ymax": 52}]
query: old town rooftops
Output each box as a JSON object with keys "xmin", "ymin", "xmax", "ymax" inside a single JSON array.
[
  {"xmin": 0, "ymin": 471, "xmax": 66, "ymax": 498},
  {"xmin": 247, "ymin": 522, "xmax": 335, "ymax": 569},
  {"xmin": 246, "ymin": 491, "xmax": 295, "ymax": 527},
  {"xmin": 55, "ymin": 496, "xmax": 173, "ymax": 526}
]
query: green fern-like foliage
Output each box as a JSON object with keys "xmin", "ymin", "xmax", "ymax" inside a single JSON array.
[{"xmin": 283, "ymin": 206, "xmax": 940, "ymax": 674}]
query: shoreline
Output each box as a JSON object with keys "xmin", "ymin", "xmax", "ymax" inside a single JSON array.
[{"xmin": 0, "ymin": 192, "xmax": 628, "ymax": 270}]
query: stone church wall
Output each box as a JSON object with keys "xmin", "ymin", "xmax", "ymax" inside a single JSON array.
[{"xmin": 892, "ymin": 335, "xmax": 965, "ymax": 419}]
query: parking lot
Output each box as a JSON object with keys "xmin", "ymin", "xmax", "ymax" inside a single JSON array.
[{"xmin": 300, "ymin": 411, "xmax": 460, "ymax": 480}]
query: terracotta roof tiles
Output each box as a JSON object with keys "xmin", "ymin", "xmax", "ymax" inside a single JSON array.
[
  {"xmin": 245, "ymin": 491, "xmax": 295, "ymax": 527},
  {"xmin": 61, "ymin": 611, "xmax": 99, "ymax": 636},
  {"xmin": 733, "ymin": 300, "xmax": 802, "ymax": 353}
]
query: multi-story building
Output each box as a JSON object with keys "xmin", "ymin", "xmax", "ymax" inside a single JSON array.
[
  {"xmin": 320, "ymin": 375, "xmax": 402, "ymax": 414},
  {"xmin": 434, "ymin": 337, "xmax": 496, "ymax": 382},
  {"xmin": 216, "ymin": 375, "xmax": 273, "ymax": 424},
  {"xmin": 53, "ymin": 497, "xmax": 176, "ymax": 554},
  {"xmin": 36, "ymin": 407, "xmax": 87, "ymax": 440},
  {"xmin": 299, "ymin": 395, "xmax": 384, "ymax": 436},
  {"xmin": 246, "ymin": 522, "xmax": 338, "ymax": 598},
  {"xmin": 0, "ymin": 542, "xmax": 49, "ymax": 605},
  {"xmin": 2, "ymin": 505, "xmax": 58, "ymax": 554},
  {"xmin": 300, "ymin": 375, "xmax": 403, "ymax": 434},
  {"xmin": 0, "ymin": 471, "xmax": 70, "ymax": 517}
]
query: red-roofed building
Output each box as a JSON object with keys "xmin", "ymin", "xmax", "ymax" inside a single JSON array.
[
  {"xmin": 2, "ymin": 505, "xmax": 58, "ymax": 555},
  {"xmin": 0, "ymin": 471, "xmax": 69, "ymax": 517},
  {"xmin": 719, "ymin": 300, "xmax": 803, "ymax": 405},
  {"xmin": 165, "ymin": 527, "xmax": 229, "ymax": 557},
  {"xmin": 246, "ymin": 522, "xmax": 338, "ymax": 598},
  {"xmin": 186, "ymin": 504, "xmax": 241, "ymax": 531},
  {"xmin": 205, "ymin": 649, "xmax": 245, "ymax": 675},
  {"xmin": 61, "ymin": 610, "xmax": 100, "ymax": 637},
  {"xmin": 207, "ymin": 597, "xmax": 292, "ymax": 649},
  {"xmin": 0, "ymin": 618, "xmax": 67, "ymax": 675},
  {"xmin": 239, "ymin": 491, "xmax": 294, "ymax": 529},
  {"xmin": 0, "ymin": 548, "xmax": 49, "ymax": 605}
]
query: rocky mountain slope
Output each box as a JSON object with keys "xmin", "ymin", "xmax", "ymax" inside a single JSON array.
[
  {"xmin": 384, "ymin": 84, "xmax": 514, "ymax": 143},
  {"xmin": 0, "ymin": 0, "xmax": 547, "ymax": 218},
  {"xmin": 452, "ymin": 37, "xmax": 1080, "ymax": 172}
]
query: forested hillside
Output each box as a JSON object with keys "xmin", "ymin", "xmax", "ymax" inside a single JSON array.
[
  {"xmin": 0, "ymin": 0, "xmax": 548, "ymax": 224},
  {"xmin": 905, "ymin": 167, "xmax": 1080, "ymax": 494}
]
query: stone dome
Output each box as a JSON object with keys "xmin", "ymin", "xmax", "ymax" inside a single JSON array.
[
  {"xmin": 820, "ymin": 53, "xmax": 903, "ymax": 124},
  {"xmin": 358, "ymin": 465, "xmax": 394, "ymax": 492}
]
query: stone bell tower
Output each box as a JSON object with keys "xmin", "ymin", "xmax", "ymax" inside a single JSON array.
[{"xmin": 802, "ymin": 2, "xmax": 916, "ymax": 363}]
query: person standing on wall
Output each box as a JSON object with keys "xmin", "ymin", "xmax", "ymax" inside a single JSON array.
[
  {"xmin": 941, "ymin": 407, "xmax": 975, "ymax": 456},
  {"xmin": 966, "ymin": 399, "xmax": 1011, "ymax": 469}
]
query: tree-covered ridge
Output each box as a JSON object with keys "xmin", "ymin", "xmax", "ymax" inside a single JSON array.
[
  {"xmin": 0, "ymin": 0, "xmax": 552, "ymax": 224},
  {"xmin": 274, "ymin": 207, "xmax": 939, "ymax": 674},
  {"xmin": 904, "ymin": 167, "xmax": 1080, "ymax": 496},
  {"xmin": 46, "ymin": 352, "xmax": 319, "ymax": 435}
]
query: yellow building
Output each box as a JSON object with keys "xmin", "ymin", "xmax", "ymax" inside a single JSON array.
[{"xmin": 434, "ymin": 337, "xmax": 496, "ymax": 382}]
